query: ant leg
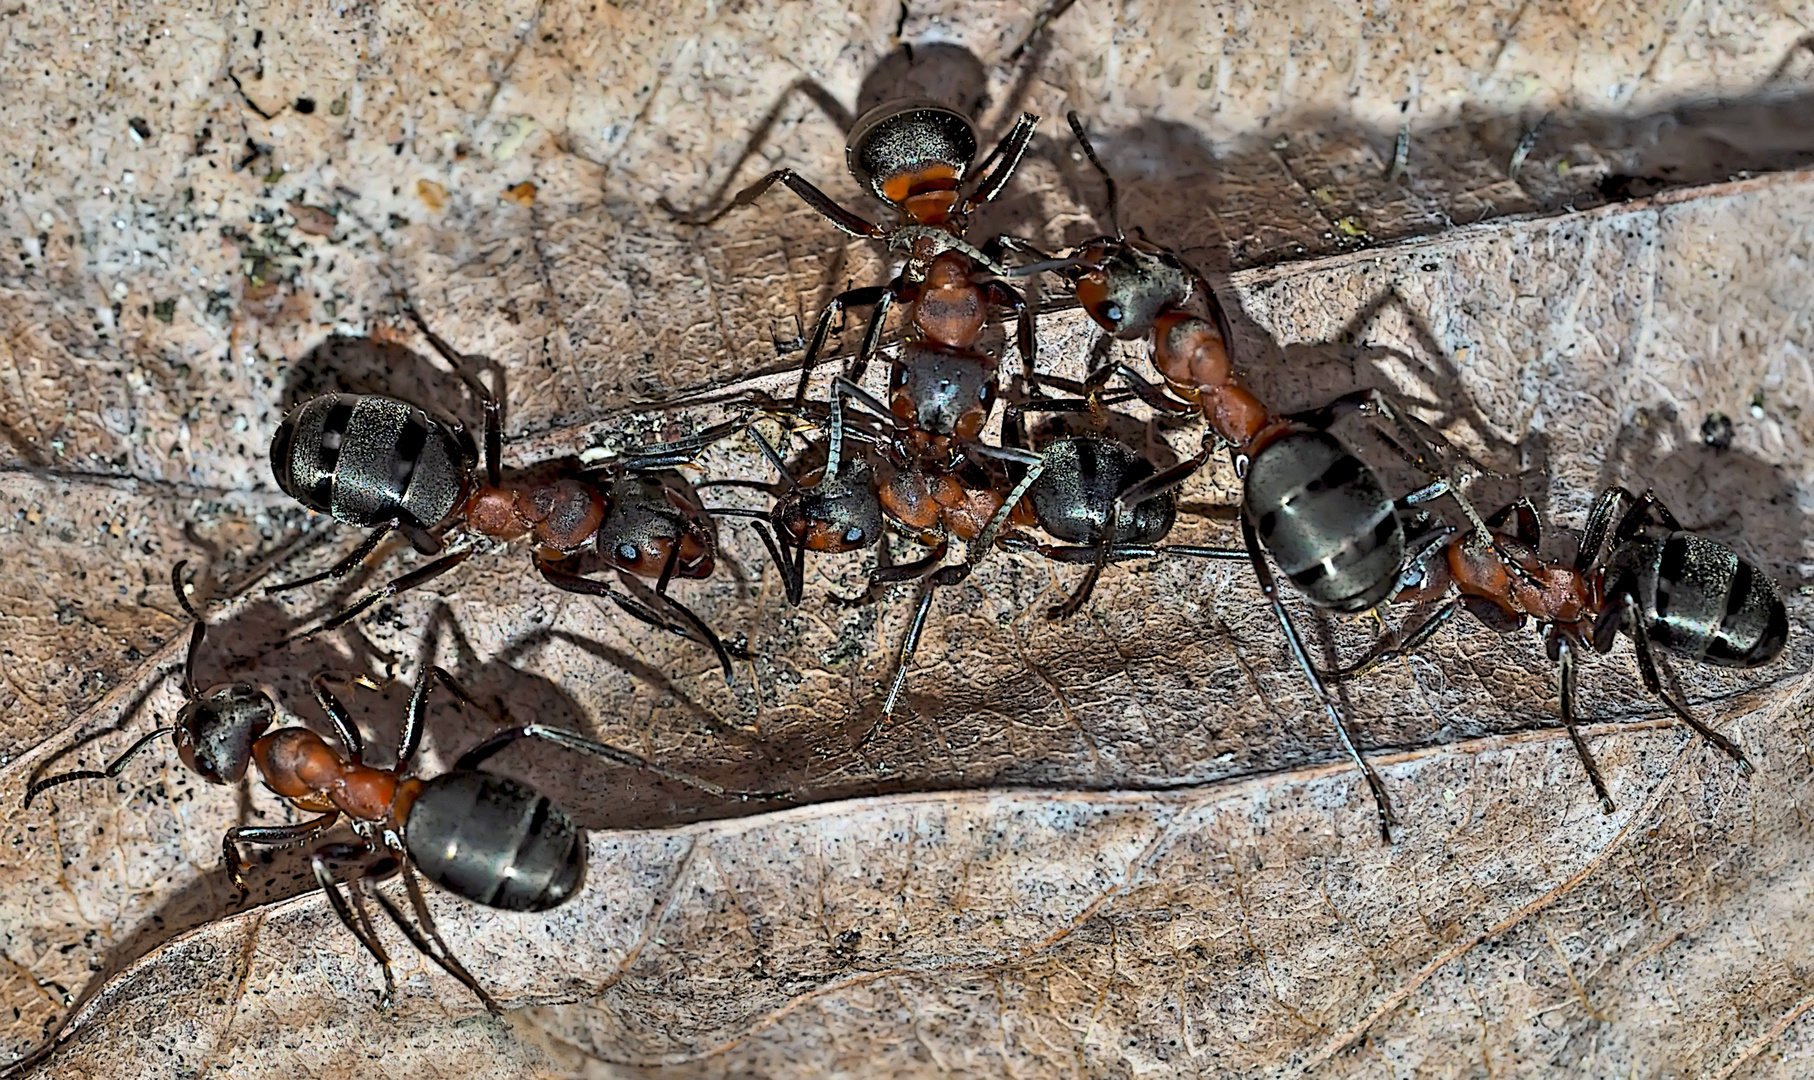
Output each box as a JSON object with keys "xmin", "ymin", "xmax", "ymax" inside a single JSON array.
[
  {"xmin": 1577, "ymin": 485, "xmax": 1639, "ymax": 574},
  {"xmin": 708, "ymin": 509, "xmax": 804, "ymax": 605},
  {"xmin": 846, "ymin": 286, "xmax": 896, "ymax": 390},
  {"xmin": 964, "ymin": 444, "xmax": 1048, "ymax": 560},
  {"xmin": 1242, "ymin": 513, "xmax": 1396, "ymax": 841},
  {"xmin": 23, "ymin": 726, "xmax": 177, "ymax": 809},
  {"xmin": 1316, "ymin": 600, "xmax": 1461, "ymax": 681},
  {"xmin": 871, "ymin": 535, "xmax": 949, "ymax": 584},
  {"xmin": 879, "ymin": 563, "xmax": 974, "ymax": 723},
  {"xmin": 265, "ymin": 524, "xmax": 398, "ymax": 595},
  {"xmin": 313, "ymin": 548, "xmax": 477, "ymax": 634},
  {"xmin": 650, "ymin": 540, "xmax": 737, "ymax": 683},
  {"xmin": 1049, "ymin": 557, "xmax": 1108, "ymax": 620},
  {"xmin": 1104, "ymin": 363, "xmax": 1197, "ymax": 415},
  {"xmin": 1551, "ymin": 634, "xmax": 1616, "ymax": 814},
  {"xmin": 454, "ymin": 723, "xmax": 791, "ymax": 800},
  {"xmin": 391, "ymin": 661, "xmax": 448, "ymax": 769},
  {"xmin": 1113, "ymin": 437, "xmax": 1213, "ymax": 513},
  {"xmin": 962, "ymin": 112, "xmax": 1040, "ymax": 213},
  {"xmin": 791, "ymin": 284, "xmax": 895, "ymax": 410},
  {"xmin": 1624, "ymin": 593, "xmax": 1754, "ymax": 774},
  {"xmin": 311, "ymin": 674, "xmax": 376, "ymax": 761},
  {"xmin": 226, "ymin": 810, "xmax": 341, "ymax": 898},
  {"xmin": 371, "ymin": 860, "xmax": 502, "ymax": 1014},
  {"xmin": 660, "ymin": 168, "xmax": 883, "ymax": 237},
  {"xmin": 309, "ymin": 842, "xmax": 396, "ymax": 1009},
  {"xmin": 829, "ymin": 376, "xmax": 903, "ymax": 435},
  {"xmin": 983, "ymin": 279, "xmax": 1039, "ymax": 384},
  {"xmin": 170, "ymin": 561, "xmax": 210, "ymax": 696},
  {"xmin": 1608, "ymin": 486, "xmax": 1683, "ymax": 546},
  {"xmin": 536, "ymin": 560, "xmax": 733, "ymax": 680},
  {"xmin": 984, "ymin": 233, "xmax": 1058, "ymax": 267},
  {"xmin": 1487, "ymin": 498, "xmax": 1542, "ymax": 548}
]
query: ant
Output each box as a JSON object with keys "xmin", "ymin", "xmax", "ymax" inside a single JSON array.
[
  {"xmin": 696, "ymin": 388, "xmax": 1019, "ymax": 727},
  {"xmin": 1325, "ymin": 486, "xmax": 1788, "ymax": 812},
  {"xmin": 22, "ymin": 563, "xmax": 785, "ymax": 1012},
  {"xmin": 267, "ymin": 307, "xmax": 747, "ymax": 680},
  {"xmin": 986, "ymin": 113, "xmax": 1557, "ymax": 839},
  {"xmin": 662, "ymin": 98, "xmax": 1043, "ymax": 437}
]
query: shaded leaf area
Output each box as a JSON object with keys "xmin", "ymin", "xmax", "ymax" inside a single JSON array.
[{"xmin": 15, "ymin": 680, "xmax": 1814, "ymax": 1078}]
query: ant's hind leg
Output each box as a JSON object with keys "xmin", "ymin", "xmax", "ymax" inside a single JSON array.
[
  {"xmin": 312, "ymin": 548, "xmax": 477, "ymax": 634},
  {"xmin": 310, "ymin": 842, "xmax": 397, "ymax": 1010},
  {"xmin": 369, "ymin": 860, "xmax": 504, "ymax": 1014},
  {"xmin": 265, "ymin": 524, "xmax": 398, "ymax": 595},
  {"xmin": 1626, "ymin": 599, "xmax": 1754, "ymax": 775}
]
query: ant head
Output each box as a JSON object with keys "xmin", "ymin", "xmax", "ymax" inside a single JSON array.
[
  {"xmin": 890, "ymin": 345, "xmax": 998, "ymax": 442},
  {"xmin": 1073, "ymin": 245, "xmax": 1193, "ymax": 340},
  {"xmin": 847, "ymin": 100, "xmax": 977, "ymax": 224},
  {"xmin": 174, "ymin": 683, "xmax": 277, "ymax": 784},
  {"xmin": 774, "ymin": 459, "xmax": 883, "ymax": 553},
  {"xmin": 598, "ymin": 473, "xmax": 715, "ymax": 579}
]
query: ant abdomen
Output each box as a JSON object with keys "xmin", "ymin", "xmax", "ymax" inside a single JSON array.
[
  {"xmin": 272, "ymin": 392, "xmax": 475, "ymax": 532},
  {"xmin": 1244, "ymin": 426, "xmax": 1404, "ymax": 614},
  {"xmin": 404, "ymin": 770, "xmax": 586, "ymax": 913},
  {"xmin": 846, "ymin": 99, "xmax": 979, "ymax": 218}
]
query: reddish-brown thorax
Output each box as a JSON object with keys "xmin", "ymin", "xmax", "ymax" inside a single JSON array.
[
  {"xmin": 912, "ymin": 252, "xmax": 987, "ymax": 350},
  {"xmin": 463, "ymin": 478, "xmax": 606, "ymax": 552},
  {"xmin": 1150, "ymin": 311, "xmax": 1271, "ymax": 448},
  {"xmin": 252, "ymin": 727, "xmax": 424, "ymax": 827}
]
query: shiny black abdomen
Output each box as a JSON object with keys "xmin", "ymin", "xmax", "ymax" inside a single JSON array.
[
  {"xmin": 271, "ymin": 393, "xmax": 473, "ymax": 530},
  {"xmin": 404, "ymin": 770, "xmax": 585, "ymax": 913},
  {"xmin": 846, "ymin": 100, "xmax": 978, "ymax": 203},
  {"xmin": 1244, "ymin": 427, "xmax": 1403, "ymax": 614},
  {"xmin": 1610, "ymin": 533, "xmax": 1788, "ymax": 668},
  {"xmin": 1027, "ymin": 436, "xmax": 1175, "ymax": 547}
]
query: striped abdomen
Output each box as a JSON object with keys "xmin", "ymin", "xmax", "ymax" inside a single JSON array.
[
  {"xmin": 1615, "ymin": 533, "xmax": 1788, "ymax": 669},
  {"xmin": 271, "ymin": 393, "xmax": 473, "ymax": 531},
  {"xmin": 1244, "ymin": 427, "xmax": 1404, "ymax": 614},
  {"xmin": 404, "ymin": 771, "xmax": 585, "ymax": 912}
]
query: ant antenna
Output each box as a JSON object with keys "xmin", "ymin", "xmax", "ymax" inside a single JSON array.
[{"xmin": 1066, "ymin": 111, "xmax": 1122, "ymax": 240}]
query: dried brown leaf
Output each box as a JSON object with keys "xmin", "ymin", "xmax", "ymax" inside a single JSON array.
[{"xmin": 2, "ymin": 1, "xmax": 1813, "ymax": 1078}]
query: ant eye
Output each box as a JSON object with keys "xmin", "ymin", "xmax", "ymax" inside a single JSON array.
[
  {"xmin": 617, "ymin": 542, "xmax": 640, "ymax": 562},
  {"xmin": 845, "ymin": 526, "xmax": 866, "ymax": 544},
  {"xmin": 1102, "ymin": 302, "xmax": 1124, "ymax": 325}
]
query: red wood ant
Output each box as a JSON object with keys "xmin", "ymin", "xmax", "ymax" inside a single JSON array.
[
  {"xmin": 1327, "ymin": 487, "xmax": 1787, "ymax": 811},
  {"xmin": 267, "ymin": 308, "xmax": 747, "ymax": 680},
  {"xmin": 978, "ymin": 113, "xmax": 1577, "ymax": 839},
  {"xmin": 22, "ymin": 563, "xmax": 784, "ymax": 1011},
  {"xmin": 662, "ymin": 99, "xmax": 1044, "ymax": 434}
]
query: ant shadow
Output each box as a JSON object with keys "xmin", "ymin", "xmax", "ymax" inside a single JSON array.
[{"xmin": 280, "ymin": 330, "xmax": 502, "ymax": 434}]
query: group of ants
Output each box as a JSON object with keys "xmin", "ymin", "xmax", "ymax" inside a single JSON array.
[{"xmin": 21, "ymin": 101, "xmax": 1790, "ymax": 1015}]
